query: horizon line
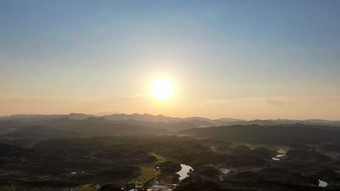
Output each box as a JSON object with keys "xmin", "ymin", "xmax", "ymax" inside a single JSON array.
[{"xmin": 1, "ymin": 112, "xmax": 339, "ymax": 122}]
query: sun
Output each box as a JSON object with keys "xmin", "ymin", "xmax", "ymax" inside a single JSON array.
[{"xmin": 151, "ymin": 78, "xmax": 175, "ymax": 101}]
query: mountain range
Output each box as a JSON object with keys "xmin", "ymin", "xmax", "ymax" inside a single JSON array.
[{"xmin": 1, "ymin": 113, "xmax": 340, "ymax": 127}]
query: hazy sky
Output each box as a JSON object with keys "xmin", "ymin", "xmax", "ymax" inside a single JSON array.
[{"xmin": 1, "ymin": 0, "xmax": 340, "ymax": 120}]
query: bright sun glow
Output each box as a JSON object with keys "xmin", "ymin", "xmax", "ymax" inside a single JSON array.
[{"xmin": 151, "ymin": 78, "xmax": 175, "ymax": 101}]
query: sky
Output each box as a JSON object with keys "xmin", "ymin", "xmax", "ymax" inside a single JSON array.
[{"xmin": 1, "ymin": 0, "xmax": 340, "ymax": 120}]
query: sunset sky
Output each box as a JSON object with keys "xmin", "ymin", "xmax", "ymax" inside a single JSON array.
[{"xmin": 1, "ymin": 0, "xmax": 340, "ymax": 120}]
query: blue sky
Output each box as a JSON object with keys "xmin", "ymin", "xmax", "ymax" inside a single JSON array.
[{"xmin": 1, "ymin": 0, "xmax": 340, "ymax": 119}]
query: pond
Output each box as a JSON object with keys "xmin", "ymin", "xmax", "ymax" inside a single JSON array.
[
  {"xmin": 220, "ymin": 168, "xmax": 230, "ymax": 175},
  {"xmin": 318, "ymin": 179, "xmax": 328, "ymax": 187},
  {"xmin": 272, "ymin": 148, "xmax": 287, "ymax": 161},
  {"xmin": 176, "ymin": 164, "xmax": 194, "ymax": 181},
  {"xmin": 219, "ymin": 168, "xmax": 230, "ymax": 181}
]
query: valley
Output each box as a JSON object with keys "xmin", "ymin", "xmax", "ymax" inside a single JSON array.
[{"xmin": 0, "ymin": 114, "xmax": 340, "ymax": 190}]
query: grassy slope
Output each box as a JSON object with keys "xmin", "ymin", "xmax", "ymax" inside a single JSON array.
[
  {"xmin": 130, "ymin": 153, "xmax": 167, "ymax": 184},
  {"xmin": 77, "ymin": 153, "xmax": 168, "ymax": 190}
]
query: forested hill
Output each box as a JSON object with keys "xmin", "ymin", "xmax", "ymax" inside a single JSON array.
[{"xmin": 180, "ymin": 124, "xmax": 340, "ymax": 145}]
